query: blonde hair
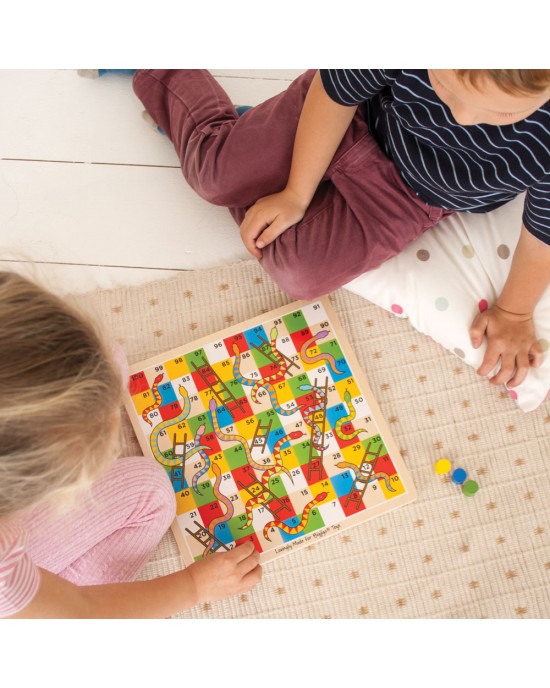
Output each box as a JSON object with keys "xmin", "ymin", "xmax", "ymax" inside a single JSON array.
[
  {"xmin": 0, "ymin": 271, "xmax": 123, "ymax": 519},
  {"xmin": 455, "ymin": 69, "xmax": 550, "ymax": 97}
]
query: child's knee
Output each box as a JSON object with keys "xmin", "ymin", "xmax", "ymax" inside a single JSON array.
[{"xmin": 261, "ymin": 249, "xmax": 327, "ymax": 300}]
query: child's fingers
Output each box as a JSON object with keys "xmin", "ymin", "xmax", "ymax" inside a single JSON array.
[
  {"xmin": 507, "ymin": 352, "xmax": 531, "ymax": 387},
  {"xmin": 255, "ymin": 216, "xmax": 292, "ymax": 249},
  {"xmin": 476, "ymin": 342, "xmax": 500, "ymax": 378},
  {"xmin": 240, "ymin": 216, "xmax": 265, "ymax": 259},
  {"xmin": 229, "ymin": 540, "xmax": 257, "ymax": 562},
  {"xmin": 487, "ymin": 353, "xmax": 515, "ymax": 385},
  {"xmin": 528, "ymin": 340, "xmax": 544, "ymax": 368},
  {"xmin": 239, "ymin": 564, "xmax": 262, "ymax": 592},
  {"xmin": 236, "ymin": 547, "xmax": 260, "ymax": 575},
  {"xmin": 469, "ymin": 312, "xmax": 488, "ymax": 349}
]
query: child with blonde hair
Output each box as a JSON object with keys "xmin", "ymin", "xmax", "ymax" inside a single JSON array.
[
  {"xmin": 0, "ymin": 271, "xmax": 261, "ymax": 618},
  {"xmin": 130, "ymin": 69, "xmax": 549, "ymax": 390}
]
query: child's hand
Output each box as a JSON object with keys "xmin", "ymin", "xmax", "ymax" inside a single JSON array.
[
  {"xmin": 186, "ymin": 541, "xmax": 262, "ymax": 603},
  {"xmin": 469, "ymin": 305, "xmax": 544, "ymax": 387},
  {"xmin": 240, "ymin": 188, "xmax": 309, "ymax": 259}
]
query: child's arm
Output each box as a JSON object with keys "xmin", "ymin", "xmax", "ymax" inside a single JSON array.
[
  {"xmin": 239, "ymin": 71, "xmax": 358, "ymax": 258},
  {"xmin": 469, "ymin": 224, "xmax": 550, "ymax": 386},
  {"xmin": 9, "ymin": 541, "xmax": 260, "ymax": 619}
]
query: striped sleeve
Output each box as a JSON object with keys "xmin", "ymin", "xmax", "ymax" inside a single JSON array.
[
  {"xmin": 523, "ymin": 178, "xmax": 550, "ymax": 244},
  {"xmin": 319, "ymin": 69, "xmax": 392, "ymax": 106},
  {"xmin": 0, "ymin": 524, "xmax": 41, "ymax": 617}
]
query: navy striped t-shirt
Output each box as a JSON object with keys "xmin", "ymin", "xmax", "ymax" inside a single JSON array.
[{"xmin": 319, "ymin": 69, "xmax": 550, "ymax": 245}]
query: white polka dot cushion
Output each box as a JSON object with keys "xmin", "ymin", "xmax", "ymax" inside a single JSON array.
[{"xmin": 344, "ymin": 194, "xmax": 550, "ymax": 412}]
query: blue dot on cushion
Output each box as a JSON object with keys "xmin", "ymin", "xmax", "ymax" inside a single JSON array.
[{"xmin": 435, "ymin": 297, "xmax": 449, "ymax": 311}]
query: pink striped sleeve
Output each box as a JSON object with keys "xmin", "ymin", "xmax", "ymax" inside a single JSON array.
[{"xmin": 0, "ymin": 524, "xmax": 41, "ymax": 617}]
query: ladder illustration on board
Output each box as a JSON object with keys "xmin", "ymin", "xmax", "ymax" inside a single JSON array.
[
  {"xmin": 344, "ymin": 449, "xmax": 379, "ymax": 510},
  {"xmin": 190, "ymin": 356, "xmax": 246, "ymax": 420},
  {"xmin": 306, "ymin": 377, "xmax": 329, "ymax": 482},
  {"xmin": 237, "ymin": 472, "xmax": 292, "ymax": 521}
]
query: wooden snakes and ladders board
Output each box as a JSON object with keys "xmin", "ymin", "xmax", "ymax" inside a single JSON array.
[{"xmin": 124, "ymin": 297, "xmax": 417, "ymax": 565}]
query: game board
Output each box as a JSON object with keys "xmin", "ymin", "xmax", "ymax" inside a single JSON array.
[{"xmin": 124, "ymin": 297, "xmax": 417, "ymax": 564}]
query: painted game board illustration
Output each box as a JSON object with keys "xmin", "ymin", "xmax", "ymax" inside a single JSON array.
[{"xmin": 124, "ymin": 298, "xmax": 417, "ymax": 564}]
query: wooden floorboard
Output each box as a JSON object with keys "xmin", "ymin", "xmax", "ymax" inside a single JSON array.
[{"xmin": 0, "ymin": 69, "xmax": 304, "ymax": 291}]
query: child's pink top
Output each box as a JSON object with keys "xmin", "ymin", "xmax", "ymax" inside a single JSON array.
[
  {"xmin": 0, "ymin": 523, "xmax": 41, "ymax": 617},
  {"xmin": 0, "ymin": 344, "xmax": 130, "ymax": 617}
]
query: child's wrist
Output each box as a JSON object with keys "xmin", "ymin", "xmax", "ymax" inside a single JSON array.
[
  {"xmin": 493, "ymin": 303, "xmax": 533, "ymax": 320},
  {"xmin": 283, "ymin": 184, "xmax": 314, "ymax": 210},
  {"xmin": 180, "ymin": 566, "xmax": 201, "ymax": 607}
]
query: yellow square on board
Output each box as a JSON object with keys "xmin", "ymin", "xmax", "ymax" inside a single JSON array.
[
  {"xmin": 163, "ymin": 356, "xmax": 191, "ymax": 380},
  {"xmin": 310, "ymin": 478, "xmax": 337, "ymax": 503},
  {"xmin": 132, "ymin": 390, "xmax": 157, "ymax": 415},
  {"xmin": 211, "ymin": 358, "xmax": 235, "ymax": 382},
  {"xmin": 176, "ymin": 487, "xmax": 199, "ymax": 515},
  {"xmin": 335, "ymin": 377, "xmax": 361, "ymax": 400},
  {"xmin": 379, "ymin": 473, "xmax": 406, "ymax": 499}
]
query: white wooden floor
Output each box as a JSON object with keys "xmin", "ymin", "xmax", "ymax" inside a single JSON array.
[{"xmin": 0, "ymin": 69, "xmax": 304, "ymax": 294}]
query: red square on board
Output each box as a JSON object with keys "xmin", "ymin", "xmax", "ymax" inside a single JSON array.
[
  {"xmin": 232, "ymin": 464, "xmax": 257, "ymax": 489},
  {"xmin": 266, "ymin": 495, "xmax": 296, "ymax": 520},
  {"xmin": 235, "ymin": 531, "xmax": 263, "ymax": 553},
  {"xmin": 224, "ymin": 332, "xmax": 248, "ymax": 357},
  {"xmin": 226, "ymin": 396, "xmax": 254, "ymax": 422},
  {"xmin": 198, "ymin": 501, "xmax": 224, "ymax": 529},
  {"xmin": 373, "ymin": 454, "xmax": 396, "ymax": 476},
  {"xmin": 159, "ymin": 401, "xmax": 182, "ymax": 421},
  {"xmin": 303, "ymin": 458, "xmax": 329, "ymax": 484},
  {"xmin": 339, "ymin": 491, "xmax": 367, "ymax": 516},
  {"xmin": 191, "ymin": 365, "xmax": 215, "ymax": 392},
  {"xmin": 128, "ymin": 372, "xmax": 149, "ymax": 395},
  {"xmin": 290, "ymin": 327, "xmax": 313, "ymax": 354}
]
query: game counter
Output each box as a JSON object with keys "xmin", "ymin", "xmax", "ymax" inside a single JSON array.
[{"xmin": 124, "ymin": 297, "xmax": 417, "ymax": 565}]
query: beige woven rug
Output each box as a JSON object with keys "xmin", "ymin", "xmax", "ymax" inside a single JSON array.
[{"xmin": 73, "ymin": 260, "xmax": 550, "ymax": 619}]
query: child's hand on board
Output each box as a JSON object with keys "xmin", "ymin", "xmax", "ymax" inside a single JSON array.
[
  {"xmin": 187, "ymin": 541, "xmax": 262, "ymax": 603},
  {"xmin": 240, "ymin": 188, "xmax": 309, "ymax": 259}
]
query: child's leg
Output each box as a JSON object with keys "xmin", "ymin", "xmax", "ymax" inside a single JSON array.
[
  {"xmin": 133, "ymin": 69, "xmax": 448, "ymax": 299},
  {"xmin": 132, "ymin": 69, "xmax": 315, "ymax": 208},
  {"xmin": 22, "ymin": 456, "xmax": 176, "ymax": 585}
]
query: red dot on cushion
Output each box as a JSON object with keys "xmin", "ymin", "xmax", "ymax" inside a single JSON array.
[
  {"xmin": 478, "ymin": 299, "xmax": 488, "ymax": 312},
  {"xmin": 391, "ymin": 304, "xmax": 403, "ymax": 315}
]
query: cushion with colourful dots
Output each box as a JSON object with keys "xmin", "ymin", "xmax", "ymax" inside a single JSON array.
[{"xmin": 344, "ymin": 194, "xmax": 550, "ymax": 412}]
